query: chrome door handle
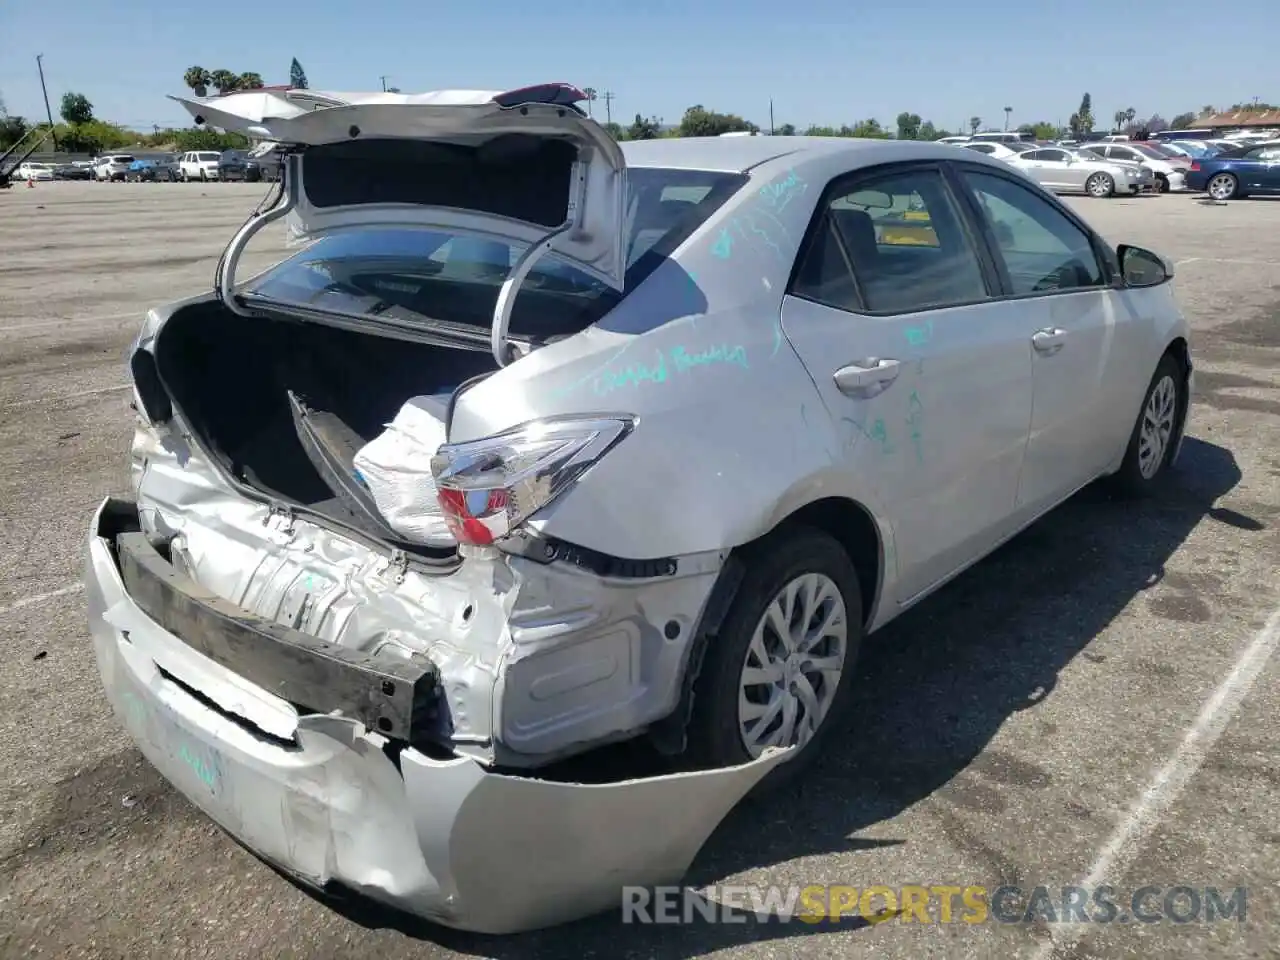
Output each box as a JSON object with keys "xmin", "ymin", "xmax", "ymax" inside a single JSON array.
[
  {"xmin": 1032, "ymin": 328, "xmax": 1067, "ymax": 355},
  {"xmin": 833, "ymin": 358, "xmax": 901, "ymax": 397}
]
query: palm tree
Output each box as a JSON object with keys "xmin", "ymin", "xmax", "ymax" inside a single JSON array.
[
  {"xmin": 583, "ymin": 87, "xmax": 598, "ymax": 118},
  {"xmin": 209, "ymin": 70, "xmax": 240, "ymax": 95},
  {"xmin": 969, "ymin": 116, "xmax": 981, "ymax": 134},
  {"xmin": 1003, "ymin": 106, "xmax": 1012, "ymax": 130},
  {"xmin": 1114, "ymin": 109, "xmax": 1126, "ymax": 131},
  {"xmin": 238, "ymin": 72, "xmax": 264, "ymax": 90},
  {"xmin": 1124, "ymin": 107, "xmax": 1137, "ymax": 127},
  {"xmin": 183, "ymin": 66, "xmax": 211, "ymax": 97}
]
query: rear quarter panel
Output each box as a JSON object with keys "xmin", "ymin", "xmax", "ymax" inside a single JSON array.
[{"xmin": 448, "ymin": 156, "xmax": 889, "ymax": 561}]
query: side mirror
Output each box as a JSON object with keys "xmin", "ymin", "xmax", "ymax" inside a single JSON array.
[{"xmin": 1117, "ymin": 244, "xmax": 1172, "ymax": 287}]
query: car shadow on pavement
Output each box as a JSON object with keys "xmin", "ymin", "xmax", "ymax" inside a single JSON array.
[{"xmin": 293, "ymin": 435, "xmax": 1244, "ymax": 957}]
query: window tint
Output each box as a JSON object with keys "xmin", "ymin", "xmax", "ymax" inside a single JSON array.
[
  {"xmin": 792, "ymin": 167, "xmax": 989, "ymax": 314},
  {"xmin": 1110, "ymin": 148, "xmax": 1139, "ymax": 161},
  {"xmin": 966, "ymin": 143, "xmax": 996, "ymax": 154},
  {"xmin": 1247, "ymin": 146, "xmax": 1280, "ymax": 160},
  {"xmin": 961, "ymin": 170, "xmax": 1105, "ymax": 296},
  {"xmin": 1020, "ymin": 150, "xmax": 1045, "ymax": 161},
  {"xmin": 1039, "ymin": 149, "xmax": 1068, "ymax": 162}
]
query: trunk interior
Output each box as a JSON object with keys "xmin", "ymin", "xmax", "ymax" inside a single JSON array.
[{"xmin": 149, "ymin": 302, "xmax": 501, "ymax": 555}]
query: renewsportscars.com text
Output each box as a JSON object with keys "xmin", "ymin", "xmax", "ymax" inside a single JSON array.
[{"xmin": 621, "ymin": 884, "xmax": 1247, "ymax": 925}]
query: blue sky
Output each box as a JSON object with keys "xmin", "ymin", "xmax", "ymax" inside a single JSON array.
[{"xmin": 1, "ymin": 0, "xmax": 1274, "ymax": 134}]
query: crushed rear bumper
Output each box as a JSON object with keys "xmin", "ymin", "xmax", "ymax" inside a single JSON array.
[{"xmin": 85, "ymin": 496, "xmax": 789, "ymax": 933}]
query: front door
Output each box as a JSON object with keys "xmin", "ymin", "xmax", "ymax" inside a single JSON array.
[
  {"xmin": 954, "ymin": 165, "xmax": 1140, "ymax": 516},
  {"xmin": 781, "ymin": 162, "xmax": 1034, "ymax": 604}
]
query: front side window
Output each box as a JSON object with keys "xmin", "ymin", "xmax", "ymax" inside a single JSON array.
[
  {"xmin": 244, "ymin": 166, "xmax": 746, "ymax": 339},
  {"xmin": 960, "ymin": 169, "xmax": 1105, "ymax": 296},
  {"xmin": 1039, "ymin": 149, "xmax": 1069, "ymax": 162},
  {"xmin": 792, "ymin": 166, "xmax": 990, "ymax": 314}
]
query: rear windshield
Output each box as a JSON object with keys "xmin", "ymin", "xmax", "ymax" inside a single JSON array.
[
  {"xmin": 112, "ymin": 156, "xmax": 135, "ymax": 163},
  {"xmin": 197, "ymin": 152, "xmax": 219, "ymax": 162},
  {"xmin": 244, "ymin": 166, "xmax": 745, "ymax": 341}
]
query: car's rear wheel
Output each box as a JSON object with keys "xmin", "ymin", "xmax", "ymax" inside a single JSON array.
[
  {"xmin": 1109, "ymin": 353, "xmax": 1186, "ymax": 496},
  {"xmin": 1156, "ymin": 173, "xmax": 1170, "ymax": 193},
  {"xmin": 685, "ymin": 527, "xmax": 862, "ymax": 783},
  {"xmin": 1086, "ymin": 172, "xmax": 1115, "ymax": 198},
  {"xmin": 1207, "ymin": 173, "xmax": 1238, "ymax": 201}
]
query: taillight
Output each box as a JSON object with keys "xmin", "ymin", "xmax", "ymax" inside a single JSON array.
[
  {"xmin": 1189, "ymin": 161, "xmax": 1201, "ymax": 172},
  {"xmin": 430, "ymin": 416, "xmax": 635, "ymax": 547}
]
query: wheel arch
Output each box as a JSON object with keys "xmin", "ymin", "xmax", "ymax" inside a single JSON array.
[{"xmin": 648, "ymin": 494, "xmax": 885, "ymax": 758}]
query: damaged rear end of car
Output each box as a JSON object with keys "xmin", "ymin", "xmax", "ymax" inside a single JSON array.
[{"xmin": 88, "ymin": 82, "xmax": 789, "ymax": 933}]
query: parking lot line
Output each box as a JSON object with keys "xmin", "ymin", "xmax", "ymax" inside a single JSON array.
[
  {"xmin": 0, "ymin": 310, "xmax": 144, "ymax": 333},
  {"xmin": 2, "ymin": 383, "xmax": 132, "ymax": 409},
  {"xmin": 1035, "ymin": 600, "xmax": 1280, "ymax": 959},
  {"xmin": 0, "ymin": 582, "xmax": 84, "ymax": 617},
  {"xmin": 1176, "ymin": 257, "xmax": 1280, "ymax": 267}
]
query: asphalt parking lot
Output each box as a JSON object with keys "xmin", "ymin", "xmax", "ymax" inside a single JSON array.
[{"xmin": 1, "ymin": 181, "xmax": 1277, "ymax": 960}]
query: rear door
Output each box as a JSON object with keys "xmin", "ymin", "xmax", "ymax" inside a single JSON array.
[
  {"xmin": 952, "ymin": 161, "xmax": 1141, "ymax": 515},
  {"xmin": 781, "ymin": 161, "xmax": 1034, "ymax": 604}
]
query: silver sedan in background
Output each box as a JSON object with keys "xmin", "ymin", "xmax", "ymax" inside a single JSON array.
[{"xmin": 1007, "ymin": 146, "xmax": 1153, "ymax": 197}]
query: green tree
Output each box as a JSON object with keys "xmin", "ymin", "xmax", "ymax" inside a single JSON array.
[
  {"xmin": 290, "ymin": 58, "xmax": 308, "ymax": 89},
  {"xmin": 582, "ymin": 87, "xmax": 597, "ymax": 117},
  {"xmin": 626, "ymin": 114, "xmax": 661, "ymax": 140},
  {"xmin": 1170, "ymin": 112, "xmax": 1196, "ymax": 130},
  {"xmin": 968, "ymin": 116, "xmax": 982, "ymax": 134},
  {"xmin": 59, "ymin": 92, "xmax": 94, "ymax": 126},
  {"xmin": 1017, "ymin": 121, "xmax": 1059, "ymax": 140},
  {"xmin": 0, "ymin": 114, "xmax": 29, "ymax": 149},
  {"xmin": 183, "ymin": 66, "xmax": 211, "ymax": 96},
  {"xmin": 209, "ymin": 69, "xmax": 240, "ymax": 94},
  {"xmin": 896, "ymin": 111, "xmax": 923, "ymax": 140},
  {"xmin": 775, "ymin": 122, "xmax": 796, "ymax": 136},
  {"xmin": 678, "ymin": 105, "xmax": 756, "ymax": 137},
  {"xmin": 851, "ymin": 118, "xmax": 890, "ymax": 138},
  {"xmin": 238, "ymin": 72, "xmax": 264, "ymax": 90},
  {"xmin": 603, "ymin": 121, "xmax": 625, "ymax": 140}
]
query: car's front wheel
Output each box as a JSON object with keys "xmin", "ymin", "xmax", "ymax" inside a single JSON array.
[
  {"xmin": 1110, "ymin": 353, "xmax": 1187, "ymax": 496},
  {"xmin": 1085, "ymin": 172, "xmax": 1115, "ymax": 198},
  {"xmin": 685, "ymin": 527, "xmax": 862, "ymax": 781}
]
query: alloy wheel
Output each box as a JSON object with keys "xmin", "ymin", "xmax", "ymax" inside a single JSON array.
[
  {"xmin": 737, "ymin": 572, "xmax": 848, "ymax": 757},
  {"xmin": 1138, "ymin": 375, "xmax": 1177, "ymax": 479},
  {"xmin": 1207, "ymin": 174, "xmax": 1236, "ymax": 201},
  {"xmin": 1086, "ymin": 173, "xmax": 1111, "ymax": 198}
]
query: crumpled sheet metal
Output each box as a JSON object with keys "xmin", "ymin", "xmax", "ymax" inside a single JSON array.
[{"xmin": 86, "ymin": 511, "xmax": 792, "ymax": 934}]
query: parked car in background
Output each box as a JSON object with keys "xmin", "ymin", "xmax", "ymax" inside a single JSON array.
[
  {"xmin": 1077, "ymin": 143, "xmax": 1186, "ymax": 192},
  {"xmin": 1007, "ymin": 146, "xmax": 1153, "ymax": 197},
  {"xmin": 53, "ymin": 162, "xmax": 94, "ymax": 180},
  {"xmin": 963, "ymin": 141, "xmax": 1023, "ymax": 161},
  {"xmin": 15, "ymin": 161, "xmax": 56, "ymax": 181},
  {"xmin": 936, "ymin": 135, "xmax": 970, "ymax": 145},
  {"xmin": 244, "ymin": 141, "xmax": 284, "ymax": 181},
  {"xmin": 1161, "ymin": 140, "xmax": 1217, "ymax": 159},
  {"xmin": 1185, "ymin": 141, "xmax": 1280, "ymax": 199},
  {"xmin": 127, "ymin": 156, "xmax": 181, "ymax": 182},
  {"xmin": 94, "ymin": 155, "xmax": 136, "ymax": 181},
  {"xmin": 968, "ymin": 131, "xmax": 1035, "ymax": 144},
  {"xmin": 178, "ymin": 151, "xmax": 221, "ymax": 181},
  {"xmin": 217, "ymin": 149, "xmax": 251, "ymax": 181}
]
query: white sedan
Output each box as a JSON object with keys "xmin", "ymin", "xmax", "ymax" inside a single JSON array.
[
  {"xmin": 1007, "ymin": 146, "xmax": 1155, "ymax": 197},
  {"xmin": 15, "ymin": 161, "xmax": 55, "ymax": 181}
]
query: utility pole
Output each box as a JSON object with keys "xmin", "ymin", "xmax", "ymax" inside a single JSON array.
[
  {"xmin": 380, "ymin": 75, "xmax": 389, "ymax": 92},
  {"xmin": 602, "ymin": 90, "xmax": 614, "ymax": 125},
  {"xmin": 769, "ymin": 99, "xmax": 775, "ymax": 135},
  {"xmin": 36, "ymin": 54, "xmax": 57, "ymax": 150}
]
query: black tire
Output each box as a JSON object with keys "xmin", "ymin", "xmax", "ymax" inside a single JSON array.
[
  {"xmin": 1156, "ymin": 173, "xmax": 1170, "ymax": 193},
  {"xmin": 1109, "ymin": 352, "xmax": 1186, "ymax": 497},
  {"xmin": 200, "ymin": 170, "xmax": 207, "ymax": 182},
  {"xmin": 1085, "ymin": 172, "xmax": 1115, "ymax": 198},
  {"xmin": 684, "ymin": 526, "xmax": 863, "ymax": 787}
]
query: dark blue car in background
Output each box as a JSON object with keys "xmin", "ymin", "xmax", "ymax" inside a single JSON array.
[{"xmin": 1185, "ymin": 142, "xmax": 1280, "ymax": 200}]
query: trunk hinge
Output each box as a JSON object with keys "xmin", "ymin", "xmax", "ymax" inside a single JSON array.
[
  {"xmin": 216, "ymin": 153, "xmax": 300, "ymax": 317},
  {"xmin": 488, "ymin": 161, "xmax": 588, "ymax": 367}
]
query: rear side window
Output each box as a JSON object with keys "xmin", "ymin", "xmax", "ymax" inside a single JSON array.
[
  {"xmin": 792, "ymin": 166, "xmax": 990, "ymax": 314},
  {"xmin": 245, "ymin": 165, "xmax": 745, "ymax": 338},
  {"xmin": 960, "ymin": 170, "xmax": 1105, "ymax": 296}
]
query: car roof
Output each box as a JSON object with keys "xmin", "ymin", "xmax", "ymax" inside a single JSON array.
[{"xmin": 619, "ymin": 136, "xmax": 980, "ymax": 173}]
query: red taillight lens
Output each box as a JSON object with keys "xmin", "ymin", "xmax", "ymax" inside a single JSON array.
[
  {"xmin": 1190, "ymin": 161, "xmax": 1201, "ymax": 172},
  {"xmin": 436, "ymin": 487, "xmax": 509, "ymax": 546},
  {"xmin": 431, "ymin": 416, "xmax": 635, "ymax": 548}
]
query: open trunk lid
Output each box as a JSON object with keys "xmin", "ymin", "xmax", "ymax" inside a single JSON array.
[{"xmin": 169, "ymin": 84, "xmax": 629, "ymax": 290}]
